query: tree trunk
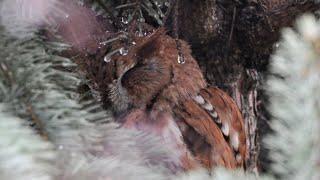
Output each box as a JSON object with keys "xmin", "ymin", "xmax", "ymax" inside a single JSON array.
[{"xmin": 173, "ymin": 0, "xmax": 320, "ymax": 173}]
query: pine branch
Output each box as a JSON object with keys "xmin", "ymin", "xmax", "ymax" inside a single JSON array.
[
  {"xmin": 0, "ymin": 6, "xmax": 179, "ymax": 179},
  {"xmin": 1, "ymin": 1, "xmax": 320, "ymax": 180},
  {"xmin": 176, "ymin": 167, "xmax": 273, "ymax": 180},
  {"xmin": 0, "ymin": 23, "xmax": 110, "ymax": 154},
  {"xmin": 84, "ymin": 0, "xmax": 171, "ymax": 28},
  {"xmin": 56, "ymin": 123, "xmax": 178, "ymax": 180},
  {"xmin": 0, "ymin": 104, "xmax": 56, "ymax": 180},
  {"xmin": 266, "ymin": 14, "xmax": 320, "ymax": 179}
]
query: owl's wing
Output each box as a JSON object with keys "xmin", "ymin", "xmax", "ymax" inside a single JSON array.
[
  {"xmin": 199, "ymin": 87, "xmax": 247, "ymax": 167},
  {"xmin": 173, "ymin": 87, "xmax": 247, "ymax": 169}
]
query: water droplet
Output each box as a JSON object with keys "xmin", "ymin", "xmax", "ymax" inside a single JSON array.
[
  {"xmin": 119, "ymin": 47, "xmax": 128, "ymax": 56},
  {"xmin": 104, "ymin": 55, "xmax": 111, "ymax": 63},
  {"xmin": 154, "ymin": 1, "xmax": 163, "ymax": 7},
  {"xmin": 138, "ymin": 18, "xmax": 145, "ymax": 23},
  {"xmin": 132, "ymin": 41, "xmax": 136, "ymax": 45},
  {"xmin": 65, "ymin": 14, "xmax": 70, "ymax": 18},
  {"xmin": 99, "ymin": 34, "xmax": 128, "ymax": 46},
  {"xmin": 138, "ymin": 31, "xmax": 144, "ymax": 37},
  {"xmin": 0, "ymin": 63, "xmax": 8, "ymax": 71},
  {"xmin": 58, "ymin": 145, "xmax": 64, "ymax": 150},
  {"xmin": 121, "ymin": 17, "xmax": 129, "ymax": 24},
  {"xmin": 177, "ymin": 54, "xmax": 185, "ymax": 64},
  {"xmin": 103, "ymin": 48, "xmax": 126, "ymax": 63}
]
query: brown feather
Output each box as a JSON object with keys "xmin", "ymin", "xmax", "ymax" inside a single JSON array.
[
  {"xmin": 111, "ymin": 31, "xmax": 247, "ymax": 171},
  {"xmin": 199, "ymin": 87, "xmax": 247, "ymax": 167}
]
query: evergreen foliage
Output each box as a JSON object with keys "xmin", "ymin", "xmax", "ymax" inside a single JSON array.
[
  {"xmin": 0, "ymin": 20, "xmax": 176, "ymax": 179},
  {"xmin": 0, "ymin": 104, "xmax": 56, "ymax": 180},
  {"xmin": 0, "ymin": 0, "xmax": 319, "ymax": 179},
  {"xmin": 84, "ymin": 0, "xmax": 171, "ymax": 28},
  {"xmin": 266, "ymin": 14, "xmax": 320, "ymax": 180}
]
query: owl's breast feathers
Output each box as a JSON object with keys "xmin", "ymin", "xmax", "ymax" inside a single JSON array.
[{"xmin": 114, "ymin": 30, "xmax": 247, "ymax": 171}]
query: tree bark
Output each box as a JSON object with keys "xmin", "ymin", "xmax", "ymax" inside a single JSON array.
[{"xmin": 174, "ymin": 0, "xmax": 320, "ymax": 173}]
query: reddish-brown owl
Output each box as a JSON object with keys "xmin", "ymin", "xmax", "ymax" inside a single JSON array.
[
  {"xmin": 49, "ymin": 2, "xmax": 247, "ymax": 172},
  {"xmin": 106, "ymin": 30, "xmax": 247, "ymax": 171}
]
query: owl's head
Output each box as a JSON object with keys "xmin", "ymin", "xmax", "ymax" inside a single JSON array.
[
  {"xmin": 105, "ymin": 28, "xmax": 167, "ymax": 81},
  {"xmin": 103, "ymin": 29, "xmax": 173, "ymax": 113},
  {"xmin": 103, "ymin": 28, "xmax": 206, "ymax": 114}
]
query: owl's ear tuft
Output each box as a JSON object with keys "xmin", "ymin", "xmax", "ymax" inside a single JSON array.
[{"xmin": 135, "ymin": 28, "xmax": 167, "ymax": 59}]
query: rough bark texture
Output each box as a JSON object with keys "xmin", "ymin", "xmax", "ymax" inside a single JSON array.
[{"xmin": 172, "ymin": 0, "xmax": 320, "ymax": 173}]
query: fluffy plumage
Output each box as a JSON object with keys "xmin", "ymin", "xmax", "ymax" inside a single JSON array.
[
  {"xmin": 47, "ymin": 2, "xmax": 247, "ymax": 172},
  {"xmin": 106, "ymin": 30, "xmax": 247, "ymax": 171}
]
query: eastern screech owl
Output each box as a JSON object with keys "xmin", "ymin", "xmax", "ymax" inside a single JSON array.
[
  {"xmin": 47, "ymin": 1, "xmax": 247, "ymax": 172},
  {"xmin": 106, "ymin": 29, "xmax": 247, "ymax": 171}
]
